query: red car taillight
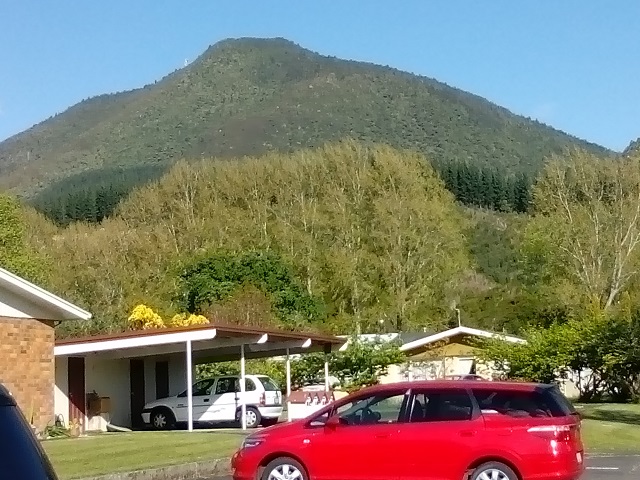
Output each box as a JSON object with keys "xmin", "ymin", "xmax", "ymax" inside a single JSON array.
[{"xmin": 527, "ymin": 424, "xmax": 574, "ymax": 442}]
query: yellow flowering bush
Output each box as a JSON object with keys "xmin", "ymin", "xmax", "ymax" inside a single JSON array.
[
  {"xmin": 128, "ymin": 304, "xmax": 166, "ymax": 330},
  {"xmin": 170, "ymin": 313, "xmax": 210, "ymax": 327}
]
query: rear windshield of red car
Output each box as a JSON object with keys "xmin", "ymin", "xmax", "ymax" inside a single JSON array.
[{"xmin": 472, "ymin": 385, "xmax": 576, "ymax": 418}]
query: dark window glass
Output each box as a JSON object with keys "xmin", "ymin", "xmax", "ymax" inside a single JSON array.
[
  {"xmin": 0, "ymin": 405, "xmax": 59, "ymax": 479},
  {"xmin": 234, "ymin": 378, "xmax": 257, "ymax": 392},
  {"xmin": 472, "ymin": 387, "xmax": 569, "ymax": 418},
  {"xmin": 408, "ymin": 389, "xmax": 473, "ymax": 422},
  {"xmin": 309, "ymin": 391, "xmax": 407, "ymax": 427},
  {"xmin": 214, "ymin": 378, "xmax": 235, "ymax": 395},
  {"xmin": 257, "ymin": 376, "xmax": 280, "ymax": 391},
  {"xmin": 545, "ymin": 386, "xmax": 577, "ymax": 415}
]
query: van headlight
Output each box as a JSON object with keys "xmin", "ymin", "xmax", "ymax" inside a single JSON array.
[{"xmin": 241, "ymin": 437, "xmax": 264, "ymax": 449}]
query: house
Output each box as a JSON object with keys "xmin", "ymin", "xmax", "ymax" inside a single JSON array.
[
  {"xmin": 343, "ymin": 326, "xmax": 582, "ymax": 399},
  {"xmin": 0, "ymin": 267, "xmax": 91, "ymax": 430},
  {"xmin": 338, "ymin": 326, "xmax": 526, "ymax": 383}
]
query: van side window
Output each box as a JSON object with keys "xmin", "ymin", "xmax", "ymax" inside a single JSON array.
[
  {"xmin": 408, "ymin": 389, "xmax": 473, "ymax": 422},
  {"xmin": 472, "ymin": 388, "xmax": 563, "ymax": 418},
  {"xmin": 234, "ymin": 378, "xmax": 257, "ymax": 392}
]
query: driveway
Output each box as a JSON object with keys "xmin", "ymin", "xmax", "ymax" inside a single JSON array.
[{"xmin": 209, "ymin": 455, "xmax": 640, "ymax": 480}]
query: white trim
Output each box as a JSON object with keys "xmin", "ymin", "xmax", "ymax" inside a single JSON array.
[
  {"xmin": 54, "ymin": 328, "xmax": 218, "ymax": 356},
  {"xmin": 400, "ymin": 326, "xmax": 525, "ymax": 352},
  {"xmin": 0, "ymin": 267, "xmax": 92, "ymax": 321},
  {"xmin": 186, "ymin": 340, "xmax": 194, "ymax": 432}
]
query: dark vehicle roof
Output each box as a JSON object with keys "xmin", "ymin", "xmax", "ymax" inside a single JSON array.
[
  {"xmin": 0, "ymin": 383, "xmax": 16, "ymax": 407},
  {"xmin": 356, "ymin": 380, "xmax": 552, "ymax": 395}
]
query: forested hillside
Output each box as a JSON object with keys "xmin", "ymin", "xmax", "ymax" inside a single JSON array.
[
  {"xmin": 6, "ymin": 141, "xmax": 638, "ymax": 341},
  {"xmin": 1, "ymin": 38, "xmax": 608, "ymax": 219}
]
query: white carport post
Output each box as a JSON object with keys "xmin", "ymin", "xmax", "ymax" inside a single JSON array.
[
  {"xmin": 285, "ymin": 348, "xmax": 292, "ymax": 422},
  {"xmin": 324, "ymin": 345, "xmax": 330, "ymax": 391},
  {"xmin": 186, "ymin": 340, "xmax": 194, "ymax": 432},
  {"xmin": 240, "ymin": 343, "xmax": 247, "ymax": 430}
]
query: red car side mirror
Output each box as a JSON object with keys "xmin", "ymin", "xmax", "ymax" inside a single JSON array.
[{"xmin": 325, "ymin": 415, "xmax": 341, "ymax": 429}]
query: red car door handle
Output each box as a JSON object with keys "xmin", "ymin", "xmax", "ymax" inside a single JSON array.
[
  {"xmin": 459, "ymin": 430, "xmax": 477, "ymax": 437},
  {"xmin": 376, "ymin": 433, "xmax": 390, "ymax": 438}
]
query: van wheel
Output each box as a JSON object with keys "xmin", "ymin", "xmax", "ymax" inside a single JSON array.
[
  {"xmin": 151, "ymin": 408, "xmax": 175, "ymax": 430},
  {"xmin": 236, "ymin": 406, "xmax": 261, "ymax": 428},
  {"xmin": 470, "ymin": 461, "xmax": 518, "ymax": 480},
  {"xmin": 261, "ymin": 457, "xmax": 308, "ymax": 480}
]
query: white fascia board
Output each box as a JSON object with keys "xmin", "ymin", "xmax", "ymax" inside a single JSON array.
[
  {"xmin": 0, "ymin": 267, "xmax": 92, "ymax": 321},
  {"xmin": 399, "ymin": 326, "xmax": 526, "ymax": 352},
  {"xmin": 55, "ymin": 328, "xmax": 218, "ymax": 356}
]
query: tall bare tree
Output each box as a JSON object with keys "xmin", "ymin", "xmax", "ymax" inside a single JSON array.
[{"xmin": 525, "ymin": 149, "xmax": 640, "ymax": 309}]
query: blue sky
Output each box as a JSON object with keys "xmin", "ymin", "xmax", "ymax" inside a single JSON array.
[{"xmin": 1, "ymin": 1, "xmax": 638, "ymax": 151}]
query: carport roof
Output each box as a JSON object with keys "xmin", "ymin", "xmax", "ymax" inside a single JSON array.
[{"xmin": 54, "ymin": 323, "xmax": 345, "ymax": 361}]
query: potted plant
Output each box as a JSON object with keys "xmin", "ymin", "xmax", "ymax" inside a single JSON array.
[{"xmin": 69, "ymin": 417, "xmax": 82, "ymax": 438}]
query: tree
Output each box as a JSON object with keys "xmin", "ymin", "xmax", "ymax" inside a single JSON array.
[
  {"xmin": 522, "ymin": 149, "xmax": 640, "ymax": 309},
  {"xmin": 177, "ymin": 251, "xmax": 325, "ymax": 328},
  {"xmin": 330, "ymin": 337, "xmax": 406, "ymax": 391},
  {"xmin": 481, "ymin": 300, "xmax": 640, "ymax": 402},
  {"xmin": 0, "ymin": 195, "xmax": 49, "ymax": 283},
  {"xmin": 369, "ymin": 148, "xmax": 470, "ymax": 331}
]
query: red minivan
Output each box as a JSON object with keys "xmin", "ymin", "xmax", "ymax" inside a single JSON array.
[{"xmin": 231, "ymin": 380, "xmax": 584, "ymax": 480}]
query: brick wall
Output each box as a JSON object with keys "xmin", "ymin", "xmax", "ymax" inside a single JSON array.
[{"xmin": 0, "ymin": 316, "xmax": 55, "ymax": 430}]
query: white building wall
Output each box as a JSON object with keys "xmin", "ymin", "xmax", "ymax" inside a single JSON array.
[
  {"xmin": 54, "ymin": 356, "xmax": 69, "ymax": 424},
  {"xmin": 84, "ymin": 356, "xmax": 131, "ymax": 428},
  {"xmin": 168, "ymin": 352, "xmax": 188, "ymax": 396}
]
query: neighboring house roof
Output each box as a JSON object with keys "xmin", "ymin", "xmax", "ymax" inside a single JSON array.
[
  {"xmin": 338, "ymin": 326, "xmax": 524, "ymax": 353},
  {"xmin": 399, "ymin": 325, "xmax": 525, "ymax": 352},
  {"xmin": 0, "ymin": 267, "xmax": 92, "ymax": 321}
]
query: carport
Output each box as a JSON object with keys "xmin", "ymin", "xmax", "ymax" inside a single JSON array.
[{"xmin": 54, "ymin": 324, "xmax": 344, "ymax": 432}]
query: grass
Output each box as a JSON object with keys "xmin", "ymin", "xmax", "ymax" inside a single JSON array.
[
  {"xmin": 43, "ymin": 430, "xmax": 246, "ymax": 479},
  {"xmin": 577, "ymin": 402, "xmax": 640, "ymax": 454}
]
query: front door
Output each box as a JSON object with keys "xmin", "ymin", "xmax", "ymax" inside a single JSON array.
[
  {"xmin": 175, "ymin": 378, "xmax": 216, "ymax": 422},
  {"xmin": 67, "ymin": 357, "xmax": 85, "ymax": 430},
  {"xmin": 129, "ymin": 359, "xmax": 145, "ymax": 429},
  {"xmin": 302, "ymin": 389, "xmax": 409, "ymax": 480}
]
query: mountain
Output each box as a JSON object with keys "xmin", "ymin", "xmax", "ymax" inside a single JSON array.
[
  {"xmin": 0, "ymin": 37, "xmax": 610, "ymax": 202},
  {"xmin": 623, "ymin": 138, "xmax": 640, "ymax": 157}
]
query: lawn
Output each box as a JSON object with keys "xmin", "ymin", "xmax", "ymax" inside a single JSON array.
[
  {"xmin": 43, "ymin": 430, "xmax": 245, "ymax": 479},
  {"xmin": 577, "ymin": 402, "xmax": 640, "ymax": 454}
]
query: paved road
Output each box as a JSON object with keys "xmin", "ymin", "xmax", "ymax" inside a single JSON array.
[
  {"xmin": 209, "ymin": 455, "xmax": 640, "ymax": 479},
  {"xmin": 584, "ymin": 454, "xmax": 640, "ymax": 479}
]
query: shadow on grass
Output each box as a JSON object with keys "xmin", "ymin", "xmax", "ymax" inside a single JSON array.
[{"xmin": 579, "ymin": 406, "xmax": 640, "ymax": 426}]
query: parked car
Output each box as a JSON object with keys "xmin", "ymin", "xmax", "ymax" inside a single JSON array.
[
  {"xmin": 0, "ymin": 382, "xmax": 59, "ymax": 479},
  {"xmin": 445, "ymin": 374, "xmax": 485, "ymax": 380},
  {"xmin": 231, "ymin": 380, "xmax": 584, "ymax": 480},
  {"xmin": 142, "ymin": 374, "xmax": 283, "ymax": 430}
]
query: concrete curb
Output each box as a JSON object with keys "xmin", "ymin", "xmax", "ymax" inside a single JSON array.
[{"xmin": 78, "ymin": 457, "xmax": 231, "ymax": 480}]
